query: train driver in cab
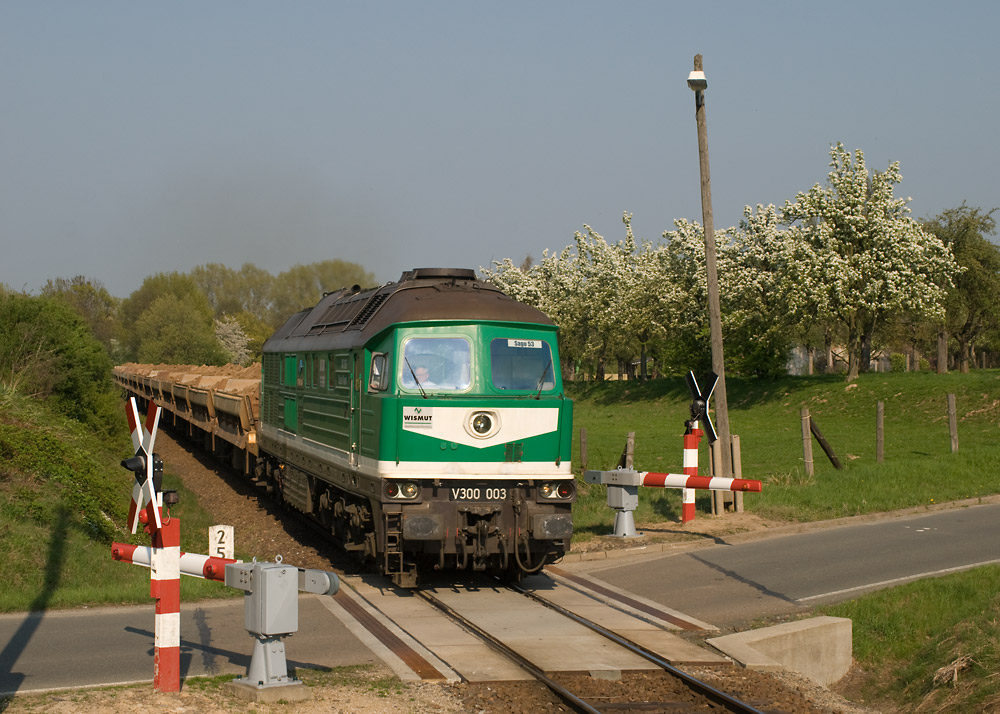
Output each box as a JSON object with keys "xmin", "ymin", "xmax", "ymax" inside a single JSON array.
[{"xmin": 403, "ymin": 361, "xmax": 438, "ymax": 389}]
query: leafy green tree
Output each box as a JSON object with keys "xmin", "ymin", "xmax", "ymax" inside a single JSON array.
[
  {"xmin": 133, "ymin": 293, "xmax": 228, "ymax": 365},
  {"xmin": 269, "ymin": 260, "xmax": 375, "ymax": 327},
  {"xmin": 119, "ymin": 272, "xmax": 212, "ymax": 360},
  {"xmin": 656, "ymin": 218, "xmax": 713, "ymax": 375},
  {"xmin": 782, "ymin": 144, "xmax": 959, "ymax": 381},
  {"xmin": 921, "ymin": 204, "xmax": 1000, "ymax": 372},
  {"xmin": 0, "ymin": 293, "xmax": 118, "ymax": 431},
  {"xmin": 190, "ymin": 262, "xmax": 275, "ymax": 320},
  {"xmin": 662, "ymin": 207, "xmax": 797, "ymax": 378},
  {"xmin": 41, "ymin": 276, "xmax": 122, "ymax": 360}
]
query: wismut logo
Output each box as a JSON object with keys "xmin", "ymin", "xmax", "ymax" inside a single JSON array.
[{"xmin": 402, "ymin": 406, "xmax": 433, "ymax": 428}]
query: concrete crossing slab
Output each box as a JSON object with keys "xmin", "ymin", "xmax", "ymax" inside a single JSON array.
[
  {"xmin": 332, "ymin": 572, "xmax": 730, "ymax": 682},
  {"xmin": 342, "ymin": 575, "xmax": 531, "ymax": 681},
  {"xmin": 520, "ymin": 572, "xmax": 729, "ymax": 665}
]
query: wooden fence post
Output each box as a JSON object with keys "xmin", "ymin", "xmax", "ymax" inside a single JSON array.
[
  {"xmin": 809, "ymin": 416, "xmax": 843, "ymax": 470},
  {"xmin": 948, "ymin": 394, "xmax": 958, "ymax": 453},
  {"xmin": 801, "ymin": 407, "xmax": 814, "ymax": 477},
  {"xmin": 618, "ymin": 431, "xmax": 635, "ymax": 469},
  {"xmin": 876, "ymin": 401, "xmax": 884, "ymax": 463}
]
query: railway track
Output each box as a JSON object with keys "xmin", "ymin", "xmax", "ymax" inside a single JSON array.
[{"xmin": 416, "ymin": 579, "xmax": 771, "ymax": 714}]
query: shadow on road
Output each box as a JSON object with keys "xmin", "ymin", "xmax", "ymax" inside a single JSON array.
[{"xmin": 0, "ymin": 505, "xmax": 71, "ymax": 704}]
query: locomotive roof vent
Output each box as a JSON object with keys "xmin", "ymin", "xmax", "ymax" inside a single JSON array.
[
  {"xmin": 346, "ymin": 292, "xmax": 390, "ymax": 328},
  {"xmin": 399, "ymin": 268, "xmax": 477, "ymax": 282}
]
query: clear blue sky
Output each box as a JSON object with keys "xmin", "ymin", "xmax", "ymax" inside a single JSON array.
[{"xmin": 2, "ymin": 1, "xmax": 997, "ymax": 297}]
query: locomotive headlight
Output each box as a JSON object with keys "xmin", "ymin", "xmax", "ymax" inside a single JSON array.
[
  {"xmin": 384, "ymin": 480, "xmax": 420, "ymax": 500},
  {"xmin": 382, "ymin": 481, "xmax": 420, "ymax": 501},
  {"xmin": 466, "ymin": 410, "xmax": 500, "ymax": 439},
  {"xmin": 557, "ymin": 481, "xmax": 575, "ymax": 499},
  {"xmin": 538, "ymin": 481, "xmax": 575, "ymax": 500},
  {"xmin": 472, "ymin": 413, "xmax": 492, "ymax": 434}
]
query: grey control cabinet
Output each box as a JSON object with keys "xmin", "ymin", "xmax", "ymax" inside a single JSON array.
[{"xmin": 226, "ymin": 561, "xmax": 299, "ymax": 636}]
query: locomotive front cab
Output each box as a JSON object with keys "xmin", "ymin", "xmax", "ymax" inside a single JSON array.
[{"xmin": 370, "ymin": 322, "xmax": 575, "ymax": 581}]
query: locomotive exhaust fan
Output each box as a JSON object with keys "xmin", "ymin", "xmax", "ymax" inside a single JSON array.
[{"xmin": 685, "ymin": 370, "xmax": 718, "ymax": 442}]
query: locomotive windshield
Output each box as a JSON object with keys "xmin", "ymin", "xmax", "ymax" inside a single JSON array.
[
  {"xmin": 400, "ymin": 337, "xmax": 472, "ymax": 391},
  {"xmin": 490, "ymin": 338, "xmax": 555, "ymax": 392}
]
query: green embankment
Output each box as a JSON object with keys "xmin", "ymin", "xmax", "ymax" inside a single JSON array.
[
  {"xmin": 0, "ymin": 390, "xmax": 231, "ymax": 612},
  {"xmin": 821, "ymin": 565, "xmax": 1000, "ymax": 712},
  {"xmin": 569, "ymin": 370, "xmax": 1000, "ymax": 534}
]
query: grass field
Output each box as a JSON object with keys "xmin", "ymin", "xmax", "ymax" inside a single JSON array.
[
  {"xmin": 568, "ymin": 370, "xmax": 1000, "ymax": 535},
  {"xmin": 821, "ymin": 564, "xmax": 1000, "ymax": 712}
]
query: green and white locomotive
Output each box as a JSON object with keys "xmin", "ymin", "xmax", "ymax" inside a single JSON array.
[{"xmin": 257, "ymin": 268, "xmax": 575, "ymax": 586}]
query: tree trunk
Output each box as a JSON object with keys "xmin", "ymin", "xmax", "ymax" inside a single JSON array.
[
  {"xmin": 846, "ymin": 320, "xmax": 862, "ymax": 382},
  {"xmin": 937, "ymin": 330, "xmax": 948, "ymax": 374},
  {"xmin": 860, "ymin": 333, "xmax": 872, "ymax": 374},
  {"xmin": 824, "ymin": 329, "xmax": 835, "ymax": 374},
  {"xmin": 807, "ymin": 346, "xmax": 815, "ymax": 375},
  {"xmin": 959, "ymin": 341, "xmax": 970, "ymax": 374}
]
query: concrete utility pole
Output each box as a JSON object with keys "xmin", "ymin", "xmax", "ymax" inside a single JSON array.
[{"xmin": 688, "ymin": 53, "xmax": 732, "ymax": 480}]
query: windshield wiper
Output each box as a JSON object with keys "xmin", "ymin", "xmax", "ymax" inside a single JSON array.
[
  {"xmin": 535, "ymin": 358, "xmax": 553, "ymax": 399},
  {"xmin": 404, "ymin": 358, "xmax": 428, "ymax": 399}
]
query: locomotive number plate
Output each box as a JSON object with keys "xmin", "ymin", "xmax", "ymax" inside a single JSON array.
[{"xmin": 449, "ymin": 486, "xmax": 508, "ymax": 502}]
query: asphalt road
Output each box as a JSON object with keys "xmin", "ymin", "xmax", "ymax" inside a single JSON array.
[
  {"xmin": 0, "ymin": 595, "xmax": 377, "ymax": 695},
  {"xmin": 575, "ymin": 502, "xmax": 1000, "ymax": 627}
]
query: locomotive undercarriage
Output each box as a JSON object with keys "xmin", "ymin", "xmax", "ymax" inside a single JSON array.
[
  {"xmin": 406, "ymin": 492, "xmax": 571, "ymax": 582},
  {"xmin": 258, "ymin": 453, "xmax": 571, "ymax": 587}
]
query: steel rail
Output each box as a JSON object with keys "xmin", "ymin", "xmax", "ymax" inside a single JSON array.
[
  {"xmin": 415, "ymin": 589, "xmax": 604, "ymax": 714},
  {"xmin": 508, "ymin": 581, "xmax": 770, "ymax": 714}
]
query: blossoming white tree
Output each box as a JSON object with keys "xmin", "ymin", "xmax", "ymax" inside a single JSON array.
[{"xmin": 782, "ymin": 144, "xmax": 959, "ymax": 381}]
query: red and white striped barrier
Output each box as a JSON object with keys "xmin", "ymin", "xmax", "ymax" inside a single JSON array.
[
  {"xmin": 111, "ymin": 542, "xmax": 239, "ymax": 582},
  {"xmin": 585, "ymin": 468, "xmax": 761, "ymax": 493},
  {"xmin": 638, "ymin": 472, "xmax": 763, "ymax": 492}
]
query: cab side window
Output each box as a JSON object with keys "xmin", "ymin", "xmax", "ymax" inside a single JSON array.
[{"xmin": 369, "ymin": 353, "xmax": 389, "ymax": 391}]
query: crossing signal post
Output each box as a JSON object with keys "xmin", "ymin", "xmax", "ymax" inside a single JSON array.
[
  {"xmin": 585, "ymin": 372, "xmax": 761, "ymax": 536},
  {"xmin": 112, "ymin": 397, "xmax": 339, "ymax": 698},
  {"xmin": 119, "ymin": 397, "xmax": 181, "ymax": 691}
]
